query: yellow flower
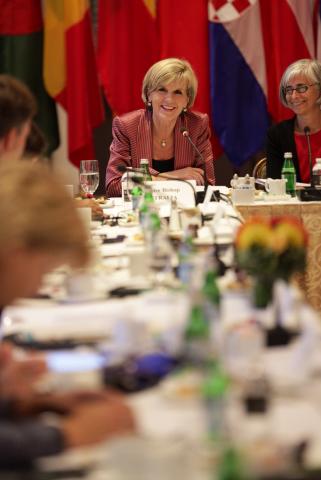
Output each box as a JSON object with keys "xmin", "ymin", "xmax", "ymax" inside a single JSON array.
[
  {"xmin": 272, "ymin": 217, "xmax": 307, "ymax": 249},
  {"xmin": 236, "ymin": 218, "xmax": 271, "ymax": 250}
]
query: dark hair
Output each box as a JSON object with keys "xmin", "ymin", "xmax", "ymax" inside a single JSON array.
[
  {"xmin": 24, "ymin": 122, "xmax": 48, "ymax": 160},
  {"xmin": 0, "ymin": 75, "xmax": 37, "ymax": 138}
]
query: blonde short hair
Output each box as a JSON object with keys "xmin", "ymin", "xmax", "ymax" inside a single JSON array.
[
  {"xmin": 0, "ymin": 162, "xmax": 90, "ymax": 267},
  {"xmin": 279, "ymin": 59, "xmax": 321, "ymax": 107},
  {"xmin": 142, "ymin": 58, "xmax": 198, "ymax": 108}
]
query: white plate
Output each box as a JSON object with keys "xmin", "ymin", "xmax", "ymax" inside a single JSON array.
[
  {"xmin": 101, "ymin": 199, "xmax": 115, "ymax": 209},
  {"xmin": 118, "ymin": 219, "xmax": 139, "ymax": 227},
  {"xmin": 118, "ymin": 211, "xmax": 139, "ymax": 227},
  {"xmin": 56, "ymin": 291, "xmax": 107, "ymax": 304},
  {"xmin": 192, "ymin": 237, "xmax": 213, "ymax": 246},
  {"xmin": 264, "ymin": 193, "xmax": 292, "ymax": 201}
]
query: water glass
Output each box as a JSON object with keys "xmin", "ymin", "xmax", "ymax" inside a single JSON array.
[{"xmin": 79, "ymin": 160, "xmax": 99, "ymax": 195}]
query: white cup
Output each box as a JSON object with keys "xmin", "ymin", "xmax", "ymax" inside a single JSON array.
[
  {"xmin": 64, "ymin": 184, "xmax": 74, "ymax": 197},
  {"xmin": 265, "ymin": 178, "xmax": 287, "ymax": 196},
  {"xmin": 231, "ymin": 188, "xmax": 255, "ymax": 204},
  {"xmin": 77, "ymin": 207, "xmax": 92, "ymax": 231}
]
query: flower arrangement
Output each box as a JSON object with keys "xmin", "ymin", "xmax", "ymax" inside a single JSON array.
[{"xmin": 235, "ymin": 216, "xmax": 308, "ymax": 308}]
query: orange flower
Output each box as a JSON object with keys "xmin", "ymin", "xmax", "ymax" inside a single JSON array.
[
  {"xmin": 271, "ymin": 217, "xmax": 308, "ymax": 249},
  {"xmin": 236, "ymin": 217, "xmax": 271, "ymax": 250}
]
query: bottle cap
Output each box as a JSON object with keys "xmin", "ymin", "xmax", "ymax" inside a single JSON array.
[
  {"xmin": 140, "ymin": 158, "xmax": 149, "ymax": 165},
  {"xmin": 284, "ymin": 152, "xmax": 293, "ymax": 158}
]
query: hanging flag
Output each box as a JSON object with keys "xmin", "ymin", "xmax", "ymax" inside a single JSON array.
[
  {"xmin": 260, "ymin": 0, "xmax": 315, "ymax": 123},
  {"xmin": 97, "ymin": 0, "xmax": 159, "ymax": 115},
  {"xmin": 315, "ymin": 0, "xmax": 321, "ymax": 67},
  {"xmin": 209, "ymin": 0, "xmax": 316, "ymax": 168},
  {"xmin": 0, "ymin": 0, "xmax": 59, "ymax": 155},
  {"xmin": 157, "ymin": 0, "xmax": 222, "ymax": 158},
  {"xmin": 209, "ymin": 0, "xmax": 269, "ymax": 168},
  {"xmin": 44, "ymin": 0, "xmax": 104, "ymax": 167}
]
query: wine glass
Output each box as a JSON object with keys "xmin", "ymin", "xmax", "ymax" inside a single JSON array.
[{"xmin": 79, "ymin": 160, "xmax": 99, "ymax": 196}]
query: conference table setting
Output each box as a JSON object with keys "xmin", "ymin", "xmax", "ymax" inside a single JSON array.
[{"xmin": 3, "ymin": 177, "xmax": 321, "ymax": 479}]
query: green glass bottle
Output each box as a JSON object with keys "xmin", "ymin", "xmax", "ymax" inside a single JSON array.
[
  {"xmin": 131, "ymin": 185, "xmax": 143, "ymax": 211},
  {"xmin": 139, "ymin": 190, "xmax": 154, "ymax": 226},
  {"xmin": 202, "ymin": 361, "xmax": 229, "ymax": 441},
  {"xmin": 216, "ymin": 446, "xmax": 248, "ymax": 480},
  {"xmin": 202, "ymin": 269, "xmax": 220, "ymax": 307},
  {"xmin": 185, "ymin": 303, "xmax": 209, "ymax": 341},
  {"xmin": 140, "ymin": 158, "xmax": 152, "ymax": 182},
  {"xmin": 281, "ymin": 152, "xmax": 296, "ymax": 196}
]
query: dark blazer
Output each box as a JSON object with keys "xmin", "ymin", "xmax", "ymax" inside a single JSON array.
[
  {"xmin": 266, "ymin": 117, "xmax": 302, "ymax": 181},
  {"xmin": 105, "ymin": 109, "xmax": 215, "ymax": 197}
]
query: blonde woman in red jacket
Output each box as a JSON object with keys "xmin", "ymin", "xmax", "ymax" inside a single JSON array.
[{"xmin": 106, "ymin": 58, "xmax": 215, "ymax": 197}]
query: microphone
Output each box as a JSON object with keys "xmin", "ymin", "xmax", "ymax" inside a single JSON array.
[
  {"xmin": 299, "ymin": 126, "xmax": 321, "ymax": 201},
  {"xmin": 304, "ymin": 126, "xmax": 313, "ymax": 187},
  {"xmin": 117, "ymin": 165, "xmax": 197, "ymax": 205},
  {"xmin": 181, "ymin": 127, "xmax": 211, "ymax": 203},
  {"xmin": 180, "ymin": 128, "xmax": 207, "ymax": 187}
]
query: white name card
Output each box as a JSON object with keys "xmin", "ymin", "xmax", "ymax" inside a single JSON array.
[{"xmin": 146, "ymin": 180, "xmax": 196, "ymax": 208}]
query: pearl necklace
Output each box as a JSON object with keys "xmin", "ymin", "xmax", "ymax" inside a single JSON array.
[{"xmin": 161, "ymin": 139, "xmax": 167, "ymax": 148}]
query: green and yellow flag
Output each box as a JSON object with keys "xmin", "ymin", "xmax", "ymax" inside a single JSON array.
[{"xmin": 0, "ymin": 0, "xmax": 59, "ymax": 155}]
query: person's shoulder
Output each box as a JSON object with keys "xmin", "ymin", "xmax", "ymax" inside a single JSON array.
[
  {"xmin": 185, "ymin": 110, "xmax": 209, "ymax": 130},
  {"xmin": 187, "ymin": 110, "xmax": 208, "ymax": 122},
  {"xmin": 113, "ymin": 109, "xmax": 146, "ymax": 127},
  {"xmin": 268, "ymin": 117, "xmax": 295, "ymax": 135}
]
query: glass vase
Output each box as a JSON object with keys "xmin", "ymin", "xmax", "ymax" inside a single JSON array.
[{"xmin": 252, "ymin": 276, "xmax": 274, "ymax": 309}]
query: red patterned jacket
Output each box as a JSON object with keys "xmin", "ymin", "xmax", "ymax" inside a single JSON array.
[{"xmin": 105, "ymin": 109, "xmax": 215, "ymax": 197}]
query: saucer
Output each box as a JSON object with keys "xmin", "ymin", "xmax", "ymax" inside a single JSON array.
[
  {"xmin": 101, "ymin": 199, "xmax": 115, "ymax": 209},
  {"xmin": 264, "ymin": 193, "xmax": 292, "ymax": 201},
  {"xmin": 56, "ymin": 291, "xmax": 107, "ymax": 304}
]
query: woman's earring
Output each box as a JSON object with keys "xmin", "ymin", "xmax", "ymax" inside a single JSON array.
[
  {"xmin": 147, "ymin": 101, "xmax": 152, "ymax": 111},
  {"xmin": 183, "ymin": 107, "xmax": 187, "ymax": 113}
]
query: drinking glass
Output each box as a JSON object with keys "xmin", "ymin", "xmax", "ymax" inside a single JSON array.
[{"xmin": 79, "ymin": 160, "xmax": 99, "ymax": 196}]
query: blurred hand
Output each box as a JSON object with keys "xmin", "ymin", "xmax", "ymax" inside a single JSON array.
[
  {"xmin": 75, "ymin": 198, "xmax": 104, "ymax": 219},
  {"xmin": 61, "ymin": 391, "xmax": 135, "ymax": 448},
  {"xmin": 161, "ymin": 167, "xmax": 204, "ymax": 185},
  {"xmin": 0, "ymin": 343, "xmax": 47, "ymax": 402},
  {"xmin": 15, "ymin": 389, "xmax": 111, "ymax": 416}
]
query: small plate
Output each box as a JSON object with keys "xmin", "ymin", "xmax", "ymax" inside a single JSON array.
[
  {"xmin": 192, "ymin": 237, "xmax": 213, "ymax": 246},
  {"xmin": 56, "ymin": 291, "xmax": 107, "ymax": 304},
  {"xmin": 264, "ymin": 193, "xmax": 292, "ymax": 201},
  {"xmin": 118, "ymin": 211, "xmax": 139, "ymax": 227},
  {"xmin": 101, "ymin": 199, "xmax": 115, "ymax": 209}
]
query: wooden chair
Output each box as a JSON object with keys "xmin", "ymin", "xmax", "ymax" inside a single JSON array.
[{"xmin": 253, "ymin": 157, "xmax": 267, "ymax": 179}]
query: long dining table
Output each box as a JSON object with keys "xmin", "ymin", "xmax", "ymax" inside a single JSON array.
[{"xmin": 3, "ymin": 194, "xmax": 321, "ymax": 479}]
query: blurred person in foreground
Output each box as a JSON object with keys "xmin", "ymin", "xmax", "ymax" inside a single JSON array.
[
  {"xmin": 23, "ymin": 121, "xmax": 104, "ymax": 218},
  {"xmin": 266, "ymin": 59, "xmax": 321, "ymax": 182},
  {"xmin": 0, "ymin": 162, "xmax": 134, "ymax": 468},
  {"xmin": 0, "ymin": 74, "xmax": 103, "ymax": 218},
  {"xmin": 106, "ymin": 58, "xmax": 215, "ymax": 197}
]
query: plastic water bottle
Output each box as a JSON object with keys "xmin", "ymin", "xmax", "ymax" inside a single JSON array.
[
  {"xmin": 281, "ymin": 152, "xmax": 296, "ymax": 196},
  {"xmin": 312, "ymin": 158, "xmax": 321, "ymax": 187}
]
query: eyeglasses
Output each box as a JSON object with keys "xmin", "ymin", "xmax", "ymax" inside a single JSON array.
[{"xmin": 284, "ymin": 83, "xmax": 319, "ymax": 95}]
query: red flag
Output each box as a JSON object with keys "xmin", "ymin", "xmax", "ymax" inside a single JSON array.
[
  {"xmin": 97, "ymin": 0, "xmax": 159, "ymax": 115},
  {"xmin": 260, "ymin": 0, "xmax": 315, "ymax": 123},
  {"xmin": 44, "ymin": 0, "xmax": 104, "ymax": 167},
  {"xmin": 157, "ymin": 0, "xmax": 223, "ymax": 157}
]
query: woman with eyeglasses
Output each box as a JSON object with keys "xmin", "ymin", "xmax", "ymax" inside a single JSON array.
[{"xmin": 266, "ymin": 59, "xmax": 321, "ymax": 182}]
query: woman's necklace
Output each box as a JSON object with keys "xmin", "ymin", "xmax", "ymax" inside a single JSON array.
[{"xmin": 160, "ymin": 139, "xmax": 167, "ymax": 148}]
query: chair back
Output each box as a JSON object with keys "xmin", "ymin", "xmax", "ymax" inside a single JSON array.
[{"xmin": 253, "ymin": 157, "xmax": 267, "ymax": 179}]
